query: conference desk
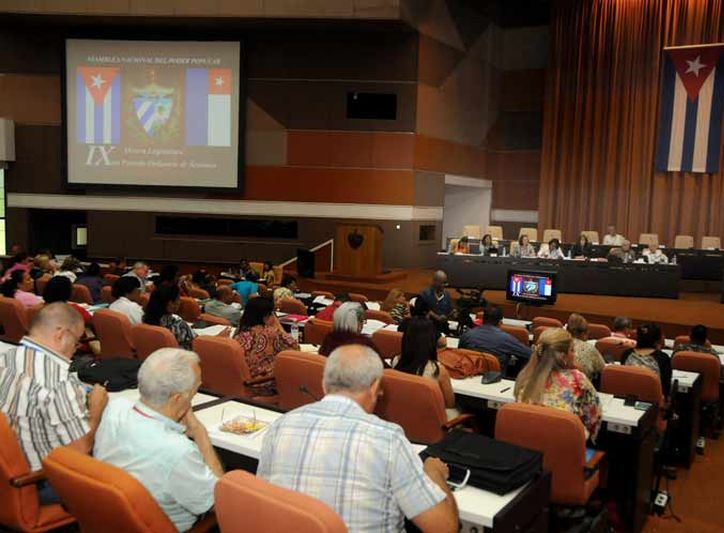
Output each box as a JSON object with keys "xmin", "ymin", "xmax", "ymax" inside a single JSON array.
[{"xmin": 437, "ymin": 253, "xmax": 681, "ymax": 298}]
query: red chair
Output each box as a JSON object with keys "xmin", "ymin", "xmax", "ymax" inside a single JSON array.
[
  {"xmin": 278, "ymin": 298, "xmax": 308, "ymax": 316},
  {"xmin": 178, "ymin": 297, "xmax": 202, "ymax": 322},
  {"xmin": 587, "ymin": 323, "xmax": 611, "ymax": 340},
  {"xmin": 304, "ymin": 318, "xmax": 332, "ymax": 346},
  {"xmin": 217, "ymin": 279, "xmax": 234, "ymax": 287},
  {"xmin": 601, "ymin": 365, "xmax": 666, "ymax": 433},
  {"xmin": 532, "ymin": 316, "xmax": 563, "ymax": 329},
  {"xmin": 0, "ymin": 296, "xmax": 29, "ymax": 343},
  {"xmin": 274, "ymin": 350, "xmax": 326, "ymax": 410},
  {"xmin": 100, "ymin": 285, "xmax": 114, "ymax": 304},
  {"xmin": 0, "ymin": 414, "xmax": 75, "ymax": 532},
  {"xmin": 130, "ymin": 324, "xmax": 179, "ymax": 361},
  {"xmin": 348, "ymin": 293, "xmax": 368, "ymax": 303},
  {"xmin": 673, "ymin": 335, "xmax": 711, "ymax": 348},
  {"xmin": 673, "ymin": 352, "xmax": 721, "ymax": 433},
  {"xmin": 500, "ymin": 324, "xmax": 530, "ymax": 346},
  {"xmin": 371, "ymin": 329, "xmax": 403, "ymax": 360},
  {"xmin": 364, "ymin": 309, "xmax": 394, "ymax": 324},
  {"xmin": 215, "ymin": 470, "xmax": 347, "ymax": 533},
  {"xmin": 188, "ymin": 288, "xmax": 210, "ymax": 300},
  {"xmin": 311, "ymin": 290, "xmax": 335, "ymax": 299},
  {"xmin": 103, "ymin": 273, "xmax": 120, "ymax": 285},
  {"xmin": 532, "ymin": 325, "xmax": 554, "ymax": 344},
  {"xmin": 92, "ymin": 309, "xmax": 135, "ymax": 359},
  {"xmin": 71, "ymin": 284, "xmax": 93, "ymax": 305},
  {"xmin": 496, "ymin": 403, "xmax": 604, "ymax": 506},
  {"xmin": 595, "ymin": 338, "xmax": 633, "ymax": 362}
]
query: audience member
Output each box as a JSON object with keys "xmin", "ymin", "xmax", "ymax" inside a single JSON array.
[
  {"xmin": 643, "ymin": 242, "xmax": 669, "ymax": 264},
  {"xmin": 0, "ymin": 303, "xmax": 108, "ymax": 502},
  {"xmin": 144, "ymin": 285, "xmax": 198, "ymax": 350},
  {"xmin": 566, "ymin": 314, "xmax": 605, "ymax": 380},
  {"xmin": 43, "ymin": 276, "xmax": 92, "ymax": 323},
  {"xmin": 381, "ymin": 288, "xmax": 408, "ymax": 324},
  {"xmin": 459, "ymin": 305, "xmax": 531, "ymax": 374},
  {"xmin": 233, "ymin": 296, "xmax": 298, "ymax": 396},
  {"xmin": 314, "ymin": 292, "xmax": 350, "ymax": 322},
  {"xmin": 418, "ymin": 270, "xmax": 453, "ymax": 331},
  {"xmin": 272, "ymin": 274, "xmax": 297, "ymax": 303},
  {"xmin": 76, "ymin": 262, "xmax": 105, "ymax": 303},
  {"xmin": 538, "ymin": 238, "xmax": 564, "ymax": 259},
  {"xmin": 54, "ymin": 256, "xmax": 82, "ymax": 283},
  {"xmin": 598, "ymin": 316, "xmax": 636, "ymax": 348},
  {"xmin": 190, "ymin": 270, "xmax": 215, "ymax": 296},
  {"xmin": 203, "ymin": 286, "xmax": 241, "ymax": 326},
  {"xmin": 673, "ymin": 324, "xmax": 719, "ymax": 356},
  {"xmin": 392, "ymin": 317, "xmax": 457, "ymax": 418},
  {"xmin": 123, "ymin": 261, "xmax": 150, "ymax": 290},
  {"xmin": 571, "ymin": 233, "xmax": 593, "ymax": 258},
  {"xmin": 108, "ymin": 257, "xmax": 128, "ymax": 276},
  {"xmin": 237, "ymin": 258, "xmax": 255, "ymax": 279},
  {"xmin": 319, "ymin": 302, "xmax": 380, "ymax": 357},
  {"xmin": 2, "ymin": 252, "xmax": 33, "ymax": 281},
  {"xmin": 512, "ymin": 235, "xmax": 536, "ymax": 258},
  {"xmin": 257, "ymin": 344, "xmax": 459, "ymax": 533},
  {"xmin": 33, "ymin": 254, "xmax": 58, "ymax": 276},
  {"xmin": 480, "ymin": 234, "xmax": 497, "ymax": 256},
  {"xmin": 1, "ymin": 269, "xmax": 43, "ymax": 308},
  {"xmin": 94, "ymin": 348, "xmax": 222, "ymax": 532},
  {"xmin": 515, "ymin": 328, "xmax": 601, "ymax": 441},
  {"xmin": 622, "ymin": 323, "xmax": 672, "ymax": 397},
  {"xmin": 261, "ymin": 261, "xmax": 277, "ymax": 286},
  {"xmin": 109, "ymin": 276, "xmax": 144, "ymax": 325},
  {"xmin": 231, "ymin": 272, "xmax": 259, "ymax": 305},
  {"xmin": 602, "ymin": 225, "xmax": 626, "ymax": 246},
  {"xmin": 156, "ymin": 265, "xmax": 180, "ymax": 290}
]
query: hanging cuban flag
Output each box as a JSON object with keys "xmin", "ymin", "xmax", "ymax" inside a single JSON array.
[
  {"xmin": 185, "ymin": 68, "xmax": 232, "ymax": 147},
  {"xmin": 76, "ymin": 66, "xmax": 121, "ymax": 145}
]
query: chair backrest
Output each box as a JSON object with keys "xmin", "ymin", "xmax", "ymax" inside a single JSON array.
[
  {"xmin": 217, "ymin": 279, "xmax": 234, "ymax": 286},
  {"xmin": 70, "ymin": 284, "xmax": 93, "ymax": 305},
  {"xmin": 311, "ymin": 290, "xmax": 335, "ymax": 299},
  {"xmin": 638, "ymin": 233, "xmax": 659, "ymax": 247},
  {"xmin": 500, "ymin": 324, "xmax": 530, "ymax": 346},
  {"xmin": 177, "ymin": 297, "xmax": 201, "ymax": 322},
  {"xmin": 274, "ymin": 350, "xmax": 327, "ymax": 410},
  {"xmin": 364, "ymin": 309, "xmax": 394, "ymax": 324},
  {"xmin": 215, "ymin": 470, "xmax": 347, "ymax": 533},
  {"xmin": 103, "ymin": 273, "xmax": 120, "ymax": 285},
  {"xmin": 374, "ymin": 369, "xmax": 447, "ymax": 444},
  {"xmin": 130, "ymin": 324, "xmax": 179, "ymax": 361},
  {"xmin": 580, "ymin": 230, "xmax": 599, "ymax": 244},
  {"xmin": 34, "ymin": 276, "xmax": 50, "ymax": 297},
  {"xmin": 101, "ymin": 285, "xmax": 115, "ymax": 304},
  {"xmin": 462, "ymin": 225, "xmax": 481, "ymax": 238},
  {"xmin": 193, "ymin": 336, "xmax": 253, "ymax": 398},
  {"xmin": 518, "ymin": 227, "xmax": 538, "ymax": 242},
  {"xmin": 532, "ymin": 316, "xmax": 563, "ymax": 329},
  {"xmin": 43, "ymin": 446, "xmax": 177, "ymax": 533},
  {"xmin": 92, "ymin": 309, "xmax": 135, "ymax": 359},
  {"xmin": 278, "ymin": 298, "xmax": 308, "ymax": 316},
  {"xmin": 486, "ymin": 225, "xmax": 504, "ymax": 240},
  {"xmin": 600, "ymin": 365, "xmax": 666, "ymax": 432},
  {"xmin": 304, "ymin": 318, "xmax": 332, "ymax": 346},
  {"xmin": 348, "ymin": 293, "xmax": 368, "ymax": 303},
  {"xmin": 586, "ymin": 323, "xmax": 611, "ymax": 340},
  {"xmin": 673, "ymin": 335, "xmax": 711, "ymax": 347},
  {"xmin": 0, "ymin": 413, "xmax": 42, "ymax": 531},
  {"xmin": 188, "ymin": 287, "xmax": 210, "ymax": 300},
  {"xmin": 701, "ymin": 236, "xmax": 721, "ymax": 249},
  {"xmin": 371, "ymin": 329, "xmax": 403, "ymax": 359},
  {"xmin": 533, "ymin": 325, "xmax": 554, "ymax": 344},
  {"xmin": 542, "ymin": 229, "xmax": 562, "ymax": 243},
  {"xmin": 674, "ymin": 235, "xmax": 694, "ymax": 249},
  {"xmin": 495, "ymin": 403, "xmax": 589, "ymax": 505},
  {"xmin": 594, "ymin": 338, "xmax": 632, "ymax": 362},
  {"xmin": 0, "ymin": 296, "xmax": 29, "ymax": 343},
  {"xmin": 673, "ymin": 351, "xmax": 720, "ymax": 403}
]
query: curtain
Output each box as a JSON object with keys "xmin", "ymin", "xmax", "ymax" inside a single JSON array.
[{"xmin": 539, "ymin": 0, "xmax": 724, "ymax": 245}]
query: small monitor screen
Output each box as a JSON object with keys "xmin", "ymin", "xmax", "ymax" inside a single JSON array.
[{"xmin": 506, "ymin": 269, "xmax": 557, "ymax": 305}]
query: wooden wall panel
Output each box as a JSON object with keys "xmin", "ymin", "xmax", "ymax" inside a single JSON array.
[
  {"xmin": 287, "ymin": 131, "xmax": 414, "ymax": 169},
  {"xmin": 414, "ymin": 134, "xmax": 486, "ymax": 177},
  {"xmin": 491, "ymin": 180, "xmax": 539, "ymax": 210},
  {"xmin": 0, "ymin": 74, "xmax": 61, "ymax": 125},
  {"xmin": 486, "ymin": 150, "xmax": 540, "ymax": 181}
]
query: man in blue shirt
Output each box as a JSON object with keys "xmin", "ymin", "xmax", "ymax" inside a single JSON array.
[
  {"xmin": 418, "ymin": 271, "xmax": 453, "ymax": 332},
  {"xmin": 459, "ymin": 305, "xmax": 531, "ymax": 375},
  {"xmin": 231, "ymin": 270, "xmax": 259, "ymax": 305}
]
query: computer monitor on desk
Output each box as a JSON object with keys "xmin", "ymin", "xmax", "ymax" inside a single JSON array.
[{"xmin": 506, "ymin": 269, "xmax": 557, "ymax": 305}]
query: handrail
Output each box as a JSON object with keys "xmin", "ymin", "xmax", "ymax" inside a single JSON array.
[{"xmin": 279, "ymin": 239, "xmax": 334, "ymax": 271}]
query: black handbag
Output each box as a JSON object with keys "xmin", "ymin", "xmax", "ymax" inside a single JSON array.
[
  {"xmin": 77, "ymin": 358, "xmax": 141, "ymax": 392},
  {"xmin": 422, "ymin": 429, "xmax": 542, "ymax": 494}
]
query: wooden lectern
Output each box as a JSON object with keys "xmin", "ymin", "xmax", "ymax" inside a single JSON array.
[{"xmin": 335, "ymin": 224, "xmax": 383, "ymax": 278}]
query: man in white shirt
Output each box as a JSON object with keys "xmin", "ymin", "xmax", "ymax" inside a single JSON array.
[
  {"xmin": 602, "ymin": 225, "xmax": 626, "ymax": 246},
  {"xmin": 94, "ymin": 348, "xmax": 222, "ymax": 532},
  {"xmin": 109, "ymin": 277, "xmax": 144, "ymax": 325},
  {"xmin": 643, "ymin": 242, "xmax": 669, "ymax": 264},
  {"xmin": 123, "ymin": 261, "xmax": 150, "ymax": 290}
]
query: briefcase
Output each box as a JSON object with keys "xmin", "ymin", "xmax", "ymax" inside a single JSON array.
[{"xmin": 422, "ymin": 429, "xmax": 542, "ymax": 495}]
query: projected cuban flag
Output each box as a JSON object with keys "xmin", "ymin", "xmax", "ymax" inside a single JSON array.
[
  {"xmin": 76, "ymin": 66, "xmax": 121, "ymax": 145},
  {"xmin": 185, "ymin": 68, "xmax": 232, "ymax": 147}
]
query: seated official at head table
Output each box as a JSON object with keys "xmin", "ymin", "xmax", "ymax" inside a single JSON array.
[
  {"xmin": 514, "ymin": 328, "xmax": 602, "ymax": 441},
  {"xmin": 570, "ymin": 233, "xmax": 593, "ymax": 258},
  {"xmin": 0, "ymin": 303, "xmax": 108, "ymax": 504},
  {"xmin": 94, "ymin": 348, "xmax": 223, "ymax": 532},
  {"xmin": 537, "ymin": 238, "xmax": 564, "ymax": 259},
  {"xmin": 602, "ymin": 224, "xmax": 626, "ymax": 246},
  {"xmin": 511, "ymin": 234, "xmax": 536, "ymax": 258},
  {"xmin": 622, "ymin": 323, "xmax": 672, "ymax": 398},
  {"xmin": 642, "ymin": 242, "xmax": 669, "ymax": 264},
  {"xmin": 257, "ymin": 344, "xmax": 460, "ymax": 533},
  {"xmin": 480, "ymin": 233, "xmax": 498, "ymax": 256},
  {"xmin": 607, "ymin": 240, "xmax": 637, "ymax": 264},
  {"xmin": 452, "ymin": 235, "xmax": 470, "ymax": 254}
]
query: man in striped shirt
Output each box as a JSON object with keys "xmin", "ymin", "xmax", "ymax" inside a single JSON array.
[{"xmin": 0, "ymin": 302, "xmax": 108, "ymax": 502}]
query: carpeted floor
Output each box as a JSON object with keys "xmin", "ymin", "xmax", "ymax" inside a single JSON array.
[{"xmin": 642, "ymin": 435, "xmax": 724, "ymax": 533}]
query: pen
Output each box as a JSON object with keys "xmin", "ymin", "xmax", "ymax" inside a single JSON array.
[{"xmin": 500, "ymin": 387, "xmax": 511, "ymax": 393}]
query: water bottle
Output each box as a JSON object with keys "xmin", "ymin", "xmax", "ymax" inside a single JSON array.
[
  {"xmin": 290, "ymin": 320, "xmax": 299, "ymax": 343},
  {"xmin": 672, "ymin": 254, "xmax": 677, "ymax": 265}
]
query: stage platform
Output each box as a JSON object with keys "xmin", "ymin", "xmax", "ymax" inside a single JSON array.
[{"xmin": 298, "ymin": 268, "xmax": 724, "ymax": 344}]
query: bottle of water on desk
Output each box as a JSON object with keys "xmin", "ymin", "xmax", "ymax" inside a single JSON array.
[
  {"xmin": 672, "ymin": 254, "xmax": 677, "ymax": 265},
  {"xmin": 291, "ymin": 320, "xmax": 299, "ymax": 343}
]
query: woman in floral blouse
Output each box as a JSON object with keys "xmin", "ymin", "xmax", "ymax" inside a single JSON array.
[
  {"xmin": 514, "ymin": 327, "xmax": 602, "ymax": 441},
  {"xmin": 233, "ymin": 296, "xmax": 299, "ymax": 397}
]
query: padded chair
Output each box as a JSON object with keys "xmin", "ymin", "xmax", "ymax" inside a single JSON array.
[
  {"xmin": 0, "ymin": 296, "xmax": 29, "ymax": 343},
  {"xmin": 278, "ymin": 297, "xmax": 308, "ymax": 316},
  {"xmin": 496, "ymin": 403, "xmax": 604, "ymax": 506},
  {"xmin": 672, "ymin": 351, "xmax": 720, "ymax": 406},
  {"xmin": 500, "ymin": 324, "xmax": 530, "ymax": 346},
  {"xmin": 365, "ymin": 309, "xmax": 394, "ymax": 324},
  {"xmin": 304, "ymin": 318, "xmax": 332, "ymax": 346},
  {"xmin": 178, "ymin": 297, "xmax": 202, "ymax": 322},
  {"xmin": 192, "ymin": 336, "xmax": 276, "ymax": 403},
  {"xmin": 311, "ymin": 290, "xmax": 335, "ymax": 299},
  {"xmin": 518, "ymin": 227, "xmax": 539, "ymax": 242},
  {"xmin": 486, "ymin": 225, "xmax": 504, "ymax": 241},
  {"xmin": 595, "ymin": 338, "xmax": 633, "ymax": 362},
  {"xmin": 638, "ymin": 233, "xmax": 660, "ymax": 247},
  {"xmin": 462, "ymin": 225, "xmax": 482, "ymax": 238},
  {"xmin": 215, "ymin": 470, "xmax": 347, "ymax": 533},
  {"xmin": 130, "ymin": 324, "xmax": 179, "ymax": 361},
  {"xmin": 532, "ymin": 325, "xmax": 553, "ymax": 344},
  {"xmin": 43, "ymin": 447, "xmax": 215, "ymax": 533},
  {"xmin": 34, "ymin": 276, "xmax": 50, "ymax": 297},
  {"xmin": 0, "ymin": 414, "xmax": 75, "ymax": 532},
  {"xmin": 580, "ymin": 230, "xmax": 599, "ymax": 244},
  {"xmin": 371, "ymin": 329, "xmax": 403, "ymax": 360},
  {"xmin": 188, "ymin": 287, "xmax": 210, "ymax": 300},
  {"xmin": 674, "ymin": 235, "xmax": 694, "ymax": 249},
  {"xmin": 601, "ymin": 365, "xmax": 666, "ymax": 433},
  {"xmin": 348, "ymin": 293, "xmax": 368, "ymax": 303},
  {"xmin": 375, "ymin": 369, "xmax": 473, "ymax": 444},
  {"xmin": 542, "ymin": 229, "xmax": 562, "ymax": 243},
  {"xmin": 103, "ymin": 273, "xmax": 120, "ymax": 285},
  {"xmin": 216, "ymin": 279, "xmax": 234, "ymax": 286},
  {"xmin": 101, "ymin": 285, "xmax": 114, "ymax": 304},
  {"xmin": 532, "ymin": 316, "xmax": 563, "ymax": 329},
  {"xmin": 92, "ymin": 309, "xmax": 136, "ymax": 359},
  {"xmin": 586, "ymin": 323, "xmax": 612, "ymax": 340},
  {"xmin": 701, "ymin": 236, "xmax": 721, "ymax": 249},
  {"xmin": 274, "ymin": 350, "xmax": 327, "ymax": 410},
  {"xmin": 673, "ymin": 335, "xmax": 711, "ymax": 347},
  {"xmin": 71, "ymin": 284, "xmax": 93, "ymax": 305}
]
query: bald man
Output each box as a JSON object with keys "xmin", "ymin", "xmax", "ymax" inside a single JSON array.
[
  {"xmin": 418, "ymin": 270, "xmax": 453, "ymax": 333},
  {"xmin": 0, "ymin": 302, "xmax": 108, "ymax": 503},
  {"xmin": 203, "ymin": 286, "xmax": 242, "ymax": 326}
]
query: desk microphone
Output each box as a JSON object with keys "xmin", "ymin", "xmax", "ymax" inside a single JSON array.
[{"xmin": 299, "ymin": 385, "xmax": 321, "ymax": 402}]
